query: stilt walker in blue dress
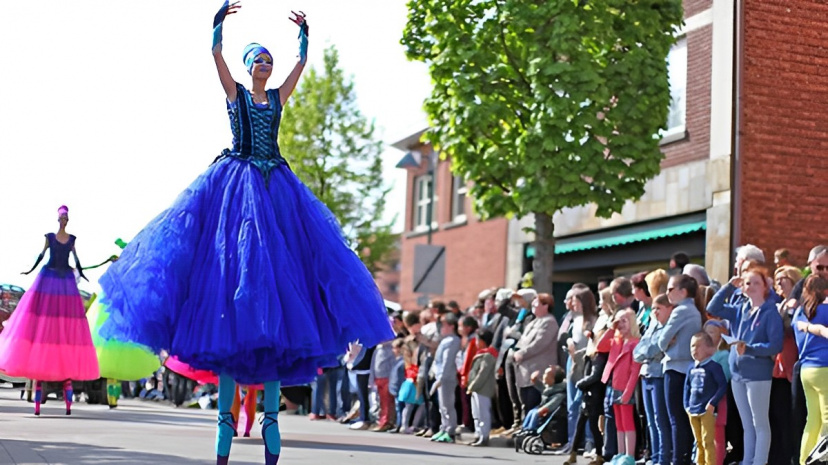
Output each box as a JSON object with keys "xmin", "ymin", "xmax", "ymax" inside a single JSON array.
[{"xmin": 97, "ymin": 2, "xmax": 394, "ymax": 464}]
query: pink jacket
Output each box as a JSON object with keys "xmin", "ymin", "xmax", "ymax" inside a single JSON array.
[{"xmin": 601, "ymin": 330, "xmax": 641, "ymax": 404}]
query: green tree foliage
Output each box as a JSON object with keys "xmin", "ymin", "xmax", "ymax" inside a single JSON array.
[
  {"xmin": 402, "ymin": 0, "xmax": 684, "ymax": 292},
  {"xmin": 280, "ymin": 46, "xmax": 395, "ymax": 274}
]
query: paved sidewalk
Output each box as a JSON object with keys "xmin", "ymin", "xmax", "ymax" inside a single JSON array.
[{"xmin": 0, "ymin": 387, "xmax": 566, "ymax": 464}]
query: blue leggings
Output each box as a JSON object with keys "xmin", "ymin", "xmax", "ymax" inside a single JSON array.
[{"xmin": 217, "ymin": 374, "xmax": 281, "ymax": 458}]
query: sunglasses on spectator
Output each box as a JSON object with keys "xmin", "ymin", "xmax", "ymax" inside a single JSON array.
[{"xmin": 816, "ymin": 265, "xmax": 828, "ymax": 272}]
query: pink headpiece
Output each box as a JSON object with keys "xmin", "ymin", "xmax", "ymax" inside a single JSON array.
[{"xmin": 57, "ymin": 205, "xmax": 69, "ymax": 217}]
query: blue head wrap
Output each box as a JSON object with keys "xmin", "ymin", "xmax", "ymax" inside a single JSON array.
[{"xmin": 243, "ymin": 43, "xmax": 272, "ymax": 74}]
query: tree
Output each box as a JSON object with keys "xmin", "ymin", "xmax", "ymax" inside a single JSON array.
[
  {"xmin": 279, "ymin": 46, "xmax": 396, "ymax": 274},
  {"xmin": 402, "ymin": 0, "xmax": 683, "ymax": 293}
]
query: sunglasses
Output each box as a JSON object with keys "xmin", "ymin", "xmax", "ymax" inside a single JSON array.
[
  {"xmin": 816, "ymin": 265, "xmax": 828, "ymax": 272},
  {"xmin": 253, "ymin": 55, "xmax": 272, "ymax": 65}
]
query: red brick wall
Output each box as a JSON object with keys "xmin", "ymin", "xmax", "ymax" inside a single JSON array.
[
  {"xmin": 398, "ymin": 144, "xmax": 509, "ymax": 309},
  {"xmin": 399, "ymin": 217, "xmax": 509, "ymax": 310},
  {"xmin": 738, "ymin": 0, "xmax": 828, "ymax": 265},
  {"xmin": 662, "ymin": 22, "xmax": 712, "ymax": 168},
  {"xmin": 685, "ymin": 0, "xmax": 712, "ymax": 18}
]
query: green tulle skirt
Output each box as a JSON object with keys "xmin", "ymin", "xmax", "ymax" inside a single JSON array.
[{"xmin": 87, "ymin": 293, "xmax": 160, "ymax": 380}]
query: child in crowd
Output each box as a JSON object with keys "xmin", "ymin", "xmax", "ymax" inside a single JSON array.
[
  {"xmin": 518, "ymin": 366, "xmax": 567, "ymax": 434},
  {"xmin": 568, "ymin": 331, "xmax": 612, "ymax": 465},
  {"xmin": 602, "ymin": 308, "xmax": 641, "ymax": 460},
  {"xmin": 400, "ymin": 311, "xmax": 425, "ymax": 434},
  {"xmin": 466, "ymin": 328, "xmax": 498, "ymax": 446},
  {"xmin": 388, "ymin": 338, "xmax": 407, "ymax": 433},
  {"xmin": 632, "ymin": 293, "xmax": 674, "ymax": 465},
  {"xmin": 430, "ymin": 313, "xmax": 461, "ymax": 443},
  {"xmin": 371, "ymin": 338, "xmax": 396, "ymax": 432},
  {"xmin": 684, "ymin": 332, "xmax": 728, "ymax": 465},
  {"xmin": 459, "ymin": 316, "xmax": 480, "ymax": 431},
  {"xmin": 704, "ymin": 319, "xmax": 731, "ymax": 465}
]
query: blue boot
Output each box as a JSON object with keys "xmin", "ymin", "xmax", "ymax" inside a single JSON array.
[{"xmin": 262, "ymin": 412, "xmax": 280, "ymax": 465}]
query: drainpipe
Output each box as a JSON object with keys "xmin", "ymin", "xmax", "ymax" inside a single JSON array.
[{"xmin": 730, "ymin": 0, "xmax": 744, "ymax": 274}]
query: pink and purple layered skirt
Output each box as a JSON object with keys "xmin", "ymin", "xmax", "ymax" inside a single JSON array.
[{"xmin": 0, "ymin": 268, "xmax": 99, "ymax": 381}]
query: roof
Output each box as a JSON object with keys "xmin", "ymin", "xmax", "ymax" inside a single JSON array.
[{"xmin": 390, "ymin": 128, "xmax": 429, "ymax": 151}]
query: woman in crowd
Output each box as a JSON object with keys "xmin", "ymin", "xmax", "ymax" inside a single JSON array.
[
  {"xmin": 708, "ymin": 265, "xmax": 783, "ymax": 465},
  {"xmin": 793, "ymin": 275, "xmax": 828, "ymax": 464}
]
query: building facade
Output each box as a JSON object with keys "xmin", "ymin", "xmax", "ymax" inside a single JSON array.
[
  {"xmin": 392, "ymin": 133, "xmax": 509, "ymax": 309},
  {"xmin": 733, "ymin": 0, "xmax": 828, "ymax": 264}
]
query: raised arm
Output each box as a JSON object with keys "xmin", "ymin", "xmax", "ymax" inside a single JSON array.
[
  {"xmin": 212, "ymin": 1, "xmax": 241, "ymax": 103},
  {"xmin": 706, "ymin": 281, "xmax": 741, "ymax": 323},
  {"xmin": 278, "ymin": 11, "xmax": 308, "ymax": 106},
  {"xmin": 22, "ymin": 237, "xmax": 49, "ymax": 275}
]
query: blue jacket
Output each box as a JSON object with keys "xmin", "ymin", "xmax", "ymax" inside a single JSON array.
[
  {"xmin": 633, "ymin": 321, "xmax": 666, "ymax": 378},
  {"xmin": 658, "ymin": 298, "xmax": 702, "ymax": 374},
  {"xmin": 708, "ymin": 284, "xmax": 784, "ymax": 381},
  {"xmin": 793, "ymin": 304, "xmax": 828, "ymax": 369},
  {"xmin": 684, "ymin": 357, "xmax": 728, "ymax": 414}
]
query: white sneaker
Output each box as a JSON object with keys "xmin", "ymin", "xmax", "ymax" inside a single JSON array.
[{"xmin": 583, "ymin": 448, "xmax": 597, "ymax": 459}]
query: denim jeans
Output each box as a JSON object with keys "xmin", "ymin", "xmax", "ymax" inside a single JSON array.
[
  {"xmin": 731, "ymin": 378, "xmax": 772, "ymax": 465},
  {"xmin": 642, "ymin": 376, "xmax": 671, "ymax": 465},
  {"xmin": 665, "ymin": 369, "xmax": 693, "ymax": 465}
]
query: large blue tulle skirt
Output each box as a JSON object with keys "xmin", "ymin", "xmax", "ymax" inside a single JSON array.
[{"xmin": 99, "ymin": 157, "xmax": 394, "ymax": 386}]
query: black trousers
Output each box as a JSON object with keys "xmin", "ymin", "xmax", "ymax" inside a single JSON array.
[
  {"xmin": 356, "ymin": 373, "xmax": 370, "ymax": 422},
  {"xmin": 769, "ymin": 377, "xmax": 795, "ymax": 465},
  {"xmin": 571, "ymin": 404, "xmax": 603, "ymax": 457},
  {"xmin": 494, "ymin": 376, "xmax": 513, "ymax": 429},
  {"xmin": 724, "ymin": 383, "xmax": 744, "ymax": 464},
  {"xmin": 791, "ymin": 362, "xmax": 808, "ymax": 465}
]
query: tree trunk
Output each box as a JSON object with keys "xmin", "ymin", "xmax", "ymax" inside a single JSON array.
[{"xmin": 532, "ymin": 212, "xmax": 555, "ymax": 295}]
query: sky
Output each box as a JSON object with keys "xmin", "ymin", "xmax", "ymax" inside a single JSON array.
[{"xmin": 0, "ymin": 0, "xmax": 431, "ymax": 291}]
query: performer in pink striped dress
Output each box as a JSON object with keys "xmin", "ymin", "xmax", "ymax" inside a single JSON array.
[{"xmin": 0, "ymin": 205, "xmax": 99, "ymax": 415}]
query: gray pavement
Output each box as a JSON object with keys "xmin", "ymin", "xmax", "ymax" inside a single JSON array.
[{"xmin": 0, "ymin": 387, "xmax": 566, "ymax": 464}]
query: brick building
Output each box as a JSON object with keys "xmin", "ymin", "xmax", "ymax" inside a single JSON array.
[
  {"xmin": 392, "ymin": 133, "xmax": 509, "ymax": 310},
  {"xmin": 393, "ymin": 0, "xmax": 827, "ymax": 308},
  {"xmin": 733, "ymin": 0, "xmax": 828, "ymax": 265}
]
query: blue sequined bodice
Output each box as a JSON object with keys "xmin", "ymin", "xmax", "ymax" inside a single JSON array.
[{"xmin": 217, "ymin": 82, "xmax": 287, "ymax": 179}]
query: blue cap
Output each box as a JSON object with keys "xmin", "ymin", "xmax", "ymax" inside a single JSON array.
[{"xmin": 243, "ymin": 43, "xmax": 271, "ymax": 74}]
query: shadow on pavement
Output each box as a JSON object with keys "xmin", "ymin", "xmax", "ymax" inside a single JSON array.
[
  {"xmin": 281, "ymin": 438, "xmax": 510, "ymax": 459},
  {"xmin": 0, "ymin": 439, "xmax": 260, "ymax": 465},
  {"xmin": 0, "ymin": 403, "xmax": 216, "ymax": 428}
]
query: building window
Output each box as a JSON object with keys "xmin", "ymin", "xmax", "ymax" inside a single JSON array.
[
  {"xmin": 662, "ymin": 36, "xmax": 687, "ymax": 143},
  {"xmin": 413, "ymin": 174, "xmax": 437, "ymax": 231},
  {"xmin": 451, "ymin": 175, "xmax": 467, "ymax": 222}
]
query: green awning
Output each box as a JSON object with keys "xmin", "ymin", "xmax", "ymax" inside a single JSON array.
[{"xmin": 525, "ymin": 220, "xmax": 706, "ymax": 257}]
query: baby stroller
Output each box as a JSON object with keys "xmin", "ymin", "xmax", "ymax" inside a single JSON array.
[
  {"xmin": 514, "ymin": 404, "xmax": 567, "ymax": 455},
  {"xmin": 807, "ymin": 436, "xmax": 828, "ymax": 465}
]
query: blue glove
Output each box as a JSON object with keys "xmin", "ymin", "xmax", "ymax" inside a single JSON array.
[
  {"xmin": 290, "ymin": 11, "xmax": 309, "ymax": 65},
  {"xmin": 298, "ymin": 28, "xmax": 308, "ymax": 65},
  {"xmin": 212, "ymin": 1, "xmax": 232, "ymax": 52},
  {"xmin": 22, "ymin": 252, "xmax": 44, "ymax": 275}
]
